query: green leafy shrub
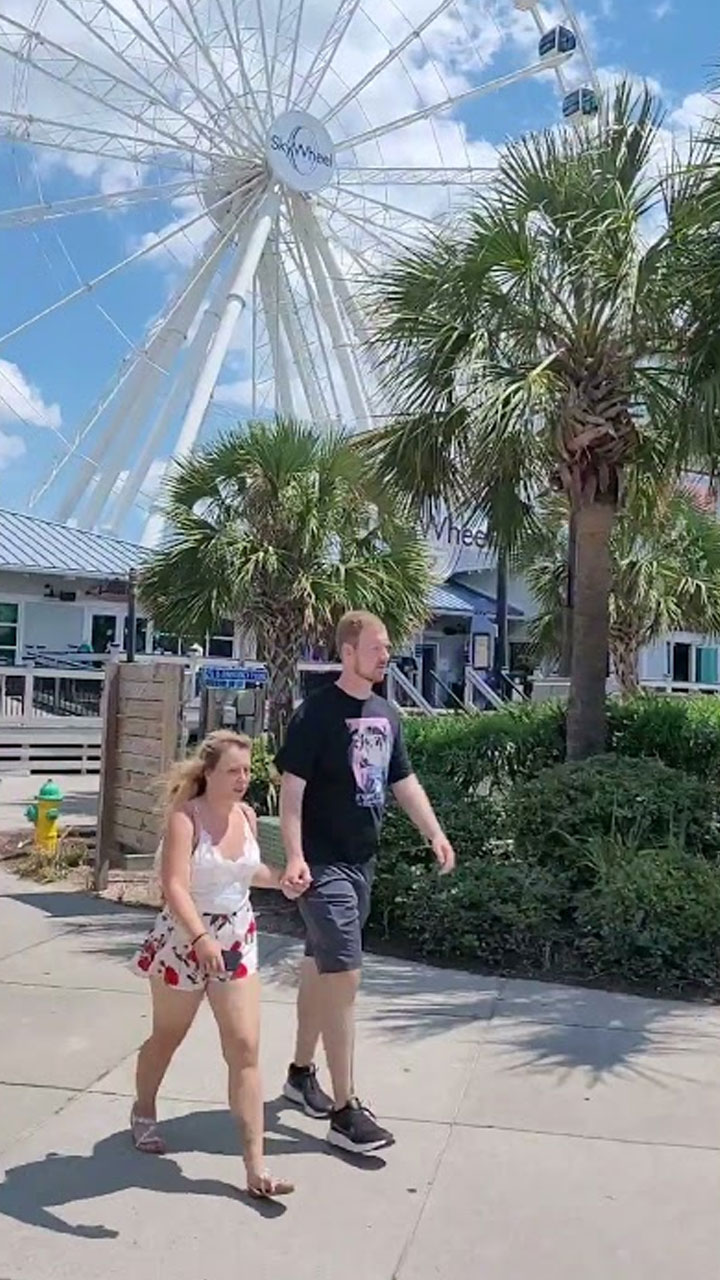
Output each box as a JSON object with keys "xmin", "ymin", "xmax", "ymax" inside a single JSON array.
[
  {"xmin": 507, "ymin": 754, "xmax": 720, "ymax": 876},
  {"xmin": 404, "ymin": 702, "xmax": 565, "ymax": 789},
  {"xmin": 607, "ymin": 694, "xmax": 720, "ymax": 781},
  {"xmin": 247, "ymin": 737, "xmax": 279, "ymax": 814},
  {"xmin": 370, "ymin": 851, "xmax": 568, "ymax": 971},
  {"xmin": 575, "ymin": 837, "xmax": 720, "ymax": 991}
]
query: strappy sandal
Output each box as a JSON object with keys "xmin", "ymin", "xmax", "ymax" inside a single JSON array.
[
  {"xmin": 247, "ymin": 1171, "xmax": 295, "ymax": 1199},
  {"xmin": 130, "ymin": 1105, "xmax": 166, "ymax": 1155}
]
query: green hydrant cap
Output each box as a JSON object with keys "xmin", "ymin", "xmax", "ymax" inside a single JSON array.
[{"xmin": 38, "ymin": 780, "xmax": 64, "ymax": 801}]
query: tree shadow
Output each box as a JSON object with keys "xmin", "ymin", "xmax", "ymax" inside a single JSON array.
[{"xmin": 0, "ymin": 1099, "xmax": 386, "ymax": 1239}]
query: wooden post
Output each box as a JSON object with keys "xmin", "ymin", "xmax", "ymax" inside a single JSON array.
[{"xmin": 95, "ymin": 659, "xmax": 120, "ymax": 891}]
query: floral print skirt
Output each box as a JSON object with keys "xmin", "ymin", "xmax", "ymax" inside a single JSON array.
[{"xmin": 130, "ymin": 905, "xmax": 258, "ymax": 990}]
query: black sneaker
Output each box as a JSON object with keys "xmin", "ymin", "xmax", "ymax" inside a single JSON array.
[
  {"xmin": 283, "ymin": 1063, "xmax": 334, "ymax": 1118},
  {"xmin": 327, "ymin": 1098, "xmax": 394, "ymax": 1155}
]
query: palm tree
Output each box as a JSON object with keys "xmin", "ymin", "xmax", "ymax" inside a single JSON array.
[
  {"xmin": 366, "ymin": 82, "xmax": 708, "ymax": 759},
  {"xmin": 139, "ymin": 417, "xmax": 432, "ymax": 742},
  {"xmin": 518, "ymin": 482, "xmax": 720, "ymax": 695}
]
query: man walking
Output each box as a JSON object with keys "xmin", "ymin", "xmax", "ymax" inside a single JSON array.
[{"xmin": 276, "ymin": 610, "xmax": 455, "ymax": 1155}]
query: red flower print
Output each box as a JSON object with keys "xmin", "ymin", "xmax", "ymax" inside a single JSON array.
[
  {"xmin": 246, "ymin": 920, "xmax": 257, "ymax": 939},
  {"xmin": 230, "ymin": 940, "xmax": 242, "ymax": 953},
  {"xmin": 231, "ymin": 962, "xmax": 248, "ymax": 981},
  {"xmin": 187, "ymin": 949, "xmax": 198, "ymax": 966},
  {"xmin": 137, "ymin": 954, "xmax": 152, "ymax": 972},
  {"xmin": 163, "ymin": 965, "xmax": 179, "ymax": 986}
]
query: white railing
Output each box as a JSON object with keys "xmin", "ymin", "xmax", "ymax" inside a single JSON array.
[
  {"xmin": 639, "ymin": 678, "xmax": 720, "ymax": 697},
  {"xmin": 386, "ymin": 663, "xmax": 435, "ymax": 714},
  {"xmin": 464, "ymin": 667, "xmax": 504, "ymax": 711},
  {"xmin": 0, "ymin": 666, "xmax": 105, "ymax": 725}
]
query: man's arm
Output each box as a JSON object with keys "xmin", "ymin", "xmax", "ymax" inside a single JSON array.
[
  {"xmin": 391, "ymin": 774, "xmax": 456, "ymax": 875},
  {"xmin": 279, "ymin": 772, "xmax": 313, "ymax": 888}
]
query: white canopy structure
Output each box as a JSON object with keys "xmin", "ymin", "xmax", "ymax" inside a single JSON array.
[{"xmin": 0, "ymin": 0, "xmax": 598, "ymax": 543}]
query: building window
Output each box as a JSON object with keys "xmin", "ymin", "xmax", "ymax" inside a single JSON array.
[
  {"xmin": 123, "ymin": 616, "xmax": 149, "ymax": 653},
  {"xmin": 672, "ymin": 642, "xmax": 691, "ymax": 683},
  {"xmin": 696, "ymin": 646, "xmax": 719, "ymax": 685},
  {"xmin": 152, "ymin": 631, "xmax": 181, "ymax": 655},
  {"xmin": 471, "ymin": 633, "xmax": 490, "ymax": 669},
  {"xmin": 0, "ymin": 602, "xmax": 18, "ymax": 665},
  {"xmin": 91, "ymin": 614, "xmax": 117, "ymax": 654},
  {"xmin": 207, "ymin": 619, "xmax": 234, "ymax": 659}
]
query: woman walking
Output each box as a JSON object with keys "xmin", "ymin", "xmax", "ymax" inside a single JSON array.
[{"xmin": 130, "ymin": 729, "xmax": 294, "ymax": 1199}]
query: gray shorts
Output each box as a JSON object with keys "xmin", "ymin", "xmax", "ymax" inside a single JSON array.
[{"xmin": 299, "ymin": 861, "xmax": 375, "ymax": 974}]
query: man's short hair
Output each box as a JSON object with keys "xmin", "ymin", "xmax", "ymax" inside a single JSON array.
[{"xmin": 335, "ymin": 610, "xmax": 385, "ymax": 653}]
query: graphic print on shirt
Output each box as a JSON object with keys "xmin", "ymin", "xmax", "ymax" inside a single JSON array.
[{"xmin": 346, "ymin": 717, "xmax": 393, "ymax": 809}]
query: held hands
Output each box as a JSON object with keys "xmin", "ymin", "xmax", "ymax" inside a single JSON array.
[
  {"xmin": 431, "ymin": 831, "xmax": 456, "ymax": 876},
  {"xmin": 281, "ymin": 855, "xmax": 312, "ymax": 899}
]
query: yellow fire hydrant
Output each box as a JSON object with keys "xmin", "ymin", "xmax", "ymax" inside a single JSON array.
[{"xmin": 25, "ymin": 779, "xmax": 64, "ymax": 855}]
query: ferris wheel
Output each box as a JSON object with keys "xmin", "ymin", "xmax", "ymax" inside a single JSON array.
[{"xmin": 0, "ymin": 0, "xmax": 598, "ymax": 544}]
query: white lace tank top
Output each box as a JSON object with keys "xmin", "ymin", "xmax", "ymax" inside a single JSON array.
[{"xmin": 189, "ymin": 806, "xmax": 261, "ymax": 916}]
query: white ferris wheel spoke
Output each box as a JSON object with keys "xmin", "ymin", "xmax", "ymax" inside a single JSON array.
[
  {"xmin": 335, "ymin": 185, "xmax": 442, "ymax": 228},
  {"xmin": 3, "ymin": 183, "xmax": 241, "ymax": 351},
  {"xmin": 0, "ymin": 109, "xmax": 208, "ymax": 170},
  {"xmin": 274, "ymin": 0, "xmax": 305, "ymax": 112},
  {"xmin": 160, "ymin": 0, "xmax": 262, "ymax": 151},
  {"xmin": 283, "ymin": 214, "xmax": 344, "ymax": 423},
  {"xmin": 322, "ymin": 0, "xmax": 457, "ymax": 125},
  {"xmin": 0, "ymin": 14, "xmax": 230, "ymax": 165},
  {"xmin": 338, "ymin": 166, "xmax": 494, "ymax": 186},
  {"xmin": 0, "ymin": 179, "xmax": 196, "ymax": 229},
  {"xmin": 257, "ymin": 255, "xmax": 293, "ymax": 417},
  {"xmin": 50, "ymin": 0, "xmax": 245, "ymax": 158},
  {"xmin": 314, "ymin": 192, "xmax": 427, "ymax": 256},
  {"xmin": 214, "ymin": 0, "xmax": 269, "ymax": 144},
  {"xmin": 294, "ymin": 0, "xmax": 363, "ymax": 114},
  {"xmin": 337, "ymin": 56, "xmax": 570, "ymax": 154},
  {"xmin": 304, "ymin": 204, "xmax": 370, "ymax": 350}
]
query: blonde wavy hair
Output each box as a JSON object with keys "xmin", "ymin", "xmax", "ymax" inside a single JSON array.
[{"xmin": 163, "ymin": 729, "xmax": 252, "ymax": 815}]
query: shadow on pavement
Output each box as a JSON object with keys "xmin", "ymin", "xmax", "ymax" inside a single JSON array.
[{"xmin": 0, "ymin": 1099, "xmax": 385, "ymax": 1238}]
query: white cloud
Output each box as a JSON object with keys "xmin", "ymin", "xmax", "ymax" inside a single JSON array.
[
  {"xmin": 652, "ymin": 1, "xmax": 672, "ymax": 19},
  {"xmin": 0, "ymin": 359, "xmax": 62, "ymax": 430},
  {"xmin": 0, "ymin": 429, "xmax": 25, "ymax": 470}
]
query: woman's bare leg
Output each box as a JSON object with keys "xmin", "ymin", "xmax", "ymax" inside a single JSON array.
[
  {"xmin": 135, "ymin": 977, "xmax": 204, "ymax": 1119},
  {"xmin": 207, "ymin": 975, "xmax": 293, "ymax": 1196}
]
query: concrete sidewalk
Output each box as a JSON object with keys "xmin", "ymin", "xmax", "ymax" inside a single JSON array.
[{"xmin": 0, "ymin": 866, "xmax": 719, "ymax": 1279}]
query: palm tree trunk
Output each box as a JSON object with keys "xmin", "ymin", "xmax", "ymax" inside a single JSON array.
[
  {"xmin": 610, "ymin": 631, "xmax": 640, "ymax": 697},
  {"xmin": 492, "ymin": 548, "xmax": 509, "ymax": 697},
  {"xmin": 560, "ymin": 510, "xmax": 577, "ymax": 678},
  {"xmin": 567, "ymin": 499, "xmax": 615, "ymax": 761},
  {"xmin": 259, "ymin": 634, "xmax": 302, "ymax": 747}
]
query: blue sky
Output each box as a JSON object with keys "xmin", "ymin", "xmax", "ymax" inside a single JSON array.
[{"xmin": 0, "ymin": 0, "xmax": 715, "ymax": 540}]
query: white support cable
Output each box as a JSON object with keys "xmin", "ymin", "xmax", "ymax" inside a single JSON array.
[
  {"xmin": 30, "ymin": 222, "xmax": 233, "ymax": 512},
  {"xmin": 337, "ymin": 55, "xmax": 573, "ymax": 154},
  {"xmin": 313, "ymin": 191, "xmax": 426, "ymax": 256},
  {"xmin": 292, "ymin": 197, "xmax": 371, "ymax": 430},
  {"xmin": 335, "ymin": 185, "xmax": 439, "ymax": 226},
  {"xmin": 322, "ymin": 0, "xmax": 457, "ymax": 125},
  {"xmin": 107, "ymin": 243, "xmax": 247, "ymax": 532},
  {"xmin": 283, "ymin": 217, "xmax": 343, "ymax": 423},
  {"xmin": 0, "ymin": 179, "xmax": 194, "ymax": 229},
  {"xmin": 0, "ymin": 14, "xmax": 231, "ymax": 166},
  {"xmin": 257, "ymin": 257, "xmax": 293, "ymax": 417},
  {"xmin": 294, "ymin": 0, "xmax": 363, "ymax": 113},
  {"xmin": 173, "ymin": 187, "xmax": 281, "ymax": 461},
  {"xmin": 50, "ymin": 0, "xmax": 232, "ymax": 159},
  {"xmin": 0, "ymin": 183, "xmax": 245, "ymax": 349},
  {"xmin": 277, "ymin": 257, "xmax": 331, "ymax": 422}
]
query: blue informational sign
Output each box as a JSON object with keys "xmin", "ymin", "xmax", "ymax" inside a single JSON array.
[{"xmin": 200, "ymin": 665, "xmax": 268, "ymax": 690}]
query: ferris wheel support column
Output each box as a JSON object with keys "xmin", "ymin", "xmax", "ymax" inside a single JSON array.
[
  {"xmin": 293, "ymin": 202, "xmax": 371, "ymax": 430},
  {"xmin": 173, "ymin": 187, "xmax": 281, "ymax": 459}
]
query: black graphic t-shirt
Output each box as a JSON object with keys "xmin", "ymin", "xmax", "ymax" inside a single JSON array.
[{"xmin": 275, "ymin": 683, "xmax": 412, "ymax": 866}]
